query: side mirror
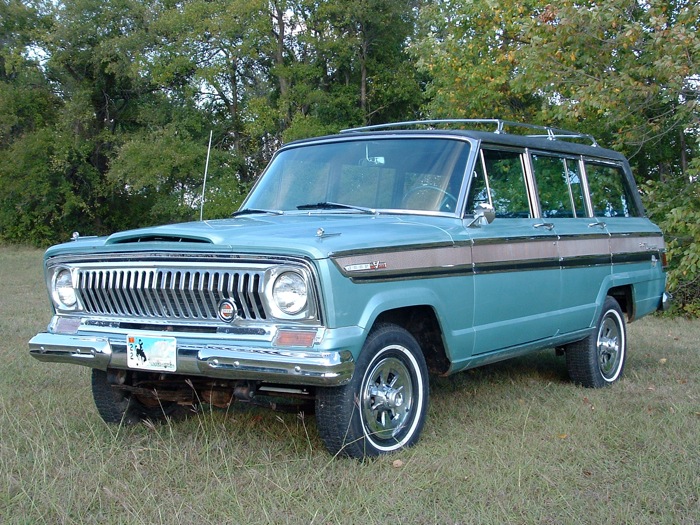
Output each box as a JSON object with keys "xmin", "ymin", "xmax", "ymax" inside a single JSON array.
[{"xmin": 467, "ymin": 203, "xmax": 495, "ymax": 228}]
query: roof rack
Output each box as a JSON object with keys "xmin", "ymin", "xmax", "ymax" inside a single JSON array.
[{"xmin": 339, "ymin": 119, "xmax": 599, "ymax": 147}]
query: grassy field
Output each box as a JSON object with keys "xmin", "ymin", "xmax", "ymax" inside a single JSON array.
[{"xmin": 0, "ymin": 245, "xmax": 698, "ymax": 524}]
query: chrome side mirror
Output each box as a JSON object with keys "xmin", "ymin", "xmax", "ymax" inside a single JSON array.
[{"xmin": 466, "ymin": 203, "xmax": 495, "ymax": 228}]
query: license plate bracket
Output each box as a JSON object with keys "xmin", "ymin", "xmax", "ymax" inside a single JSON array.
[{"xmin": 126, "ymin": 335, "xmax": 177, "ymax": 372}]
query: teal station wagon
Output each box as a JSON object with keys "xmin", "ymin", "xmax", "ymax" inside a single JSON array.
[{"xmin": 29, "ymin": 120, "xmax": 670, "ymax": 458}]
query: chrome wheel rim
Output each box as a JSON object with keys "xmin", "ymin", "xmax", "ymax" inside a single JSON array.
[
  {"xmin": 361, "ymin": 349, "xmax": 415, "ymax": 443},
  {"xmin": 597, "ymin": 312, "xmax": 623, "ymax": 381}
]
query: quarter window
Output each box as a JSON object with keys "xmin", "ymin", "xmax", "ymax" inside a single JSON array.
[{"xmin": 586, "ymin": 162, "xmax": 640, "ymax": 218}]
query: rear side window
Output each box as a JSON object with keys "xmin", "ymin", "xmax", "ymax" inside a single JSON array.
[
  {"xmin": 468, "ymin": 149, "xmax": 531, "ymax": 218},
  {"xmin": 585, "ymin": 162, "xmax": 641, "ymax": 218},
  {"xmin": 531, "ymin": 154, "xmax": 587, "ymax": 218}
]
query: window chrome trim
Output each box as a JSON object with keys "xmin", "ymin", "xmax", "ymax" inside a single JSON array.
[{"xmin": 242, "ymin": 134, "xmax": 479, "ymax": 219}]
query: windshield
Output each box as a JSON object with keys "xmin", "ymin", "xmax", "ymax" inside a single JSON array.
[{"xmin": 243, "ymin": 138, "xmax": 472, "ymax": 214}]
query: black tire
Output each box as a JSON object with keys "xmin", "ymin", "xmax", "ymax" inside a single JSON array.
[
  {"xmin": 565, "ymin": 296, "xmax": 627, "ymax": 388},
  {"xmin": 315, "ymin": 324, "xmax": 429, "ymax": 459},
  {"xmin": 91, "ymin": 369, "xmax": 184, "ymax": 424}
]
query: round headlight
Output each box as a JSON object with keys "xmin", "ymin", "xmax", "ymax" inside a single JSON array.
[
  {"xmin": 54, "ymin": 269, "xmax": 77, "ymax": 308},
  {"xmin": 272, "ymin": 272, "xmax": 308, "ymax": 315}
]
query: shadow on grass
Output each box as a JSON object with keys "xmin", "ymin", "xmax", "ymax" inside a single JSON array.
[{"xmin": 430, "ymin": 348, "xmax": 570, "ymax": 394}]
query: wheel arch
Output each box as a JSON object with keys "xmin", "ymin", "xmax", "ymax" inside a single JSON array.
[
  {"xmin": 372, "ymin": 305, "xmax": 450, "ymax": 375},
  {"xmin": 607, "ymin": 284, "xmax": 635, "ymax": 321}
]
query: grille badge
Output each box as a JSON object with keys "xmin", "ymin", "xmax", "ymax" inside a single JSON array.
[{"xmin": 218, "ymin": 300, "xmax": 238, "ymax": 322}]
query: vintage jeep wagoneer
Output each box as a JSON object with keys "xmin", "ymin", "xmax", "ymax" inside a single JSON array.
[{"xmin": 29, "ymin": 120, "xmax": 670, "ymax": 458}]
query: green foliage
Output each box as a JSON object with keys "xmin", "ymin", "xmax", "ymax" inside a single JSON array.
[
  {"xmin": 414, "ymin": 0, "xmax": 546, "ymax": 121},
  {"xmin": 283, "ymin": 113, "xmax": 339, "ymax": 143},
  {"xmin": 516, "ymin": 0, "xmax": 699, "ymax": 176},
  {"xmin": 109, "ymin": 127, "xmax": 247, "ymax": 224},
  {"xmin": 644, "ymin": 151, "xmax": 700, "ymax": 316},
  {"xmin": 0, "ymin": 129, "xmax": 89, "ymax": 245},
  {"xmin": 109, "ymin": 129, "xmax": 207, "ymax": 225},
  {"xmin": 0, "ymin": 66, "xmax": 58, "ymax": 147}
]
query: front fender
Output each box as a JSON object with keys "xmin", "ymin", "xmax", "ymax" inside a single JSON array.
[{"xmin": 357, "ymin": 286, "xmax": 446, "ymax": 331}]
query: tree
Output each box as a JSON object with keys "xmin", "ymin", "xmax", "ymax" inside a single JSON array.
[
  {"xmin": 644, "ymin": 157, "xmax": 700, "ymax": 316},
  {"xmin": 29, "ymin": 0, "xmax": 162, "ymax": 235},
  {"xmin": 315, "ymin": 0, "xmax": 423, "ymax": 125},
  {"xmin": 0, "ymin": 0, "xmax": 56, "ymax": 147},
  {"xmin": 517, "ymin": 0, "xmax": 699, "ymax": 177},
  {"xmin": 0, "ymin": 0, "xmax": 237, "ymax": 243},
  {"xmin": 414, "ymin": 0, "xmax": 546, "ymax": 121},
  {"xmin": 0, "ymin": 1, "xmax": 67, "ymax": 244}
]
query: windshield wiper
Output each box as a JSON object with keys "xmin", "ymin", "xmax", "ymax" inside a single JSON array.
[
  {"xmin": 296, "ymin": 202, "xmax": 377, "ymax": 214},
  {"xmin": 231, "ymin": 208, "xmax": 284, "ymax": 217}
]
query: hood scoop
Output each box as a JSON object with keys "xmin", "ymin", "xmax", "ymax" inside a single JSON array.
[{"xmin": 107, "ymin": 233, "xmax": 213, "ymax": 245}]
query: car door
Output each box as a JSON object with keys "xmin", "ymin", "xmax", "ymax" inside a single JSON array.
[
  {"xmin": 466, "ymin": 147, "xmax": 561, "ymax": 355},
  {"xmin": 529, "ymin": 152, "xmax": 612, "ymax": 334}
]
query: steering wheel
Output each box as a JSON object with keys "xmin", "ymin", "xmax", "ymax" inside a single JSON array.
[{"xmin": 402, "ymin": 185, "xmax": 458, "ymax": 212}]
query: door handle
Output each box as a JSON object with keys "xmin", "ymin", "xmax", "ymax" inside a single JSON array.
[
  {"xmin": 588, "ymin": 222, "xmax": 606, "ymax": 229},
  {"xmin": 534, "ymin": 222, "xmax": 554, "ymax": 231}
]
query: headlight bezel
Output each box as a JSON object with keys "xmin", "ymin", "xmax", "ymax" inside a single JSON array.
[
  {"xmin": 50, "ymin": 266, "xmax": 79, "ymax": 311},
  {"xmin": 264, "ymin": 266, "xmax": 316, "ymax": 321}
]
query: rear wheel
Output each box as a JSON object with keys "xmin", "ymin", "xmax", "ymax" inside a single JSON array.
[
  {"xmin": 91, "ymin": 369, "xmax": 185, "ymax": 424},
  {"xmin": 565, "ymin": 297, "xmax": 627, "ymax": 388},
  {"xmin": 315, "ymin": 324, "xmax": 429, "ymax": 459}
]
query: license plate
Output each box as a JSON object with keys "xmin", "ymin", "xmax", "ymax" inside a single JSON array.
[{"xmin": 126, "ymin": 335, "xmax": 177, "ymax": 372}]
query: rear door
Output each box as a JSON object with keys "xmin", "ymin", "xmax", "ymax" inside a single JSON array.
[{"xmin": 528, "ymin": 152, "xmax": 611, "ymax": 333}]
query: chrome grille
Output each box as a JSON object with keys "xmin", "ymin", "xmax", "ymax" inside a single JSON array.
[{"xmin": 76, "ymin": 268, "xmax": 267, "ymax": 321}]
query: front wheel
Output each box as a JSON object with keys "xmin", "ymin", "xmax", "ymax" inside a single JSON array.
[
  {"xmin": 315, "ymin": 324, "xmax": 429, "ymax": 459},
  {"xmin": 565, "ymin": 296, "xmax": 627, "ymax": 388}
]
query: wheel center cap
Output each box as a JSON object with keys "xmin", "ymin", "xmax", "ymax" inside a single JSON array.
[
  {"xmin": 372, "ymin": 385, "xmax": 404, "ymax": 410},
  {"xmin": 387, "ymin": 390, "xmax": 403, "ymax": 408}
]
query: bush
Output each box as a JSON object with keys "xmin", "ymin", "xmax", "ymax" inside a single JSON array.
[{"xmin": 644, "ymin": 158, "xmax": 700, "ymax": 316}]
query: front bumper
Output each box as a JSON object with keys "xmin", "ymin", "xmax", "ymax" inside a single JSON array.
[{"xmin": 29, "ymin": 332, "xmax": 355, "ymax": 386}]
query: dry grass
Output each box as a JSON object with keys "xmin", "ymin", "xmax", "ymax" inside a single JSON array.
[{"xmin": 1, "ymin": 245, "xmax": 698, "ymax": 524}]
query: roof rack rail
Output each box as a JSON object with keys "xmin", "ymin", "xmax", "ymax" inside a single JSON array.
[{"xmin": 339, "ymin": 119, "xmax": 599, "ymax": 147}]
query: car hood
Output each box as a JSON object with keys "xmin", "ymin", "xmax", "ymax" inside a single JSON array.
[{"xmin": 48, "ymin": 214, "xmax": 458, "ymax": 260}]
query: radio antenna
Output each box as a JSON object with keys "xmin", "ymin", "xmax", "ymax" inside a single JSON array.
[{"xmin": 199, "ymin": 130, "xmax": 213, "ymax": 221}]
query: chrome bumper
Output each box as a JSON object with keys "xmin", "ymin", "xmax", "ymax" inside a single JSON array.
[
  {"xmin": 660, "ymin": 291, "xmax": 673, "ymax": 312},
  {"xmin": 28, "ymin": 332, "xmax": 355, "ymax": 386}
]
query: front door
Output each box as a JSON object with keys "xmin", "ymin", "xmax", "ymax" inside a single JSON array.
[{"xmin": 467, "ymin": 147, "xmax": 561, "ymax": 355}]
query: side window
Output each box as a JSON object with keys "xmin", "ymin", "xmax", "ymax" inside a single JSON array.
[
  {"xmin": 586, "ymin": 162, "xmax": 641, "ymax": 218},
  {"xmin": 531, "ymin": 154, "xmax": 587, "ymax": 218},
  {"xmin": 467, "ymin": 149, "xmax": 531, "ymax": 218}
]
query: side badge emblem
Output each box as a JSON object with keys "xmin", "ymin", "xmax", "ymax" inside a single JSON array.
[{"xmin": 344, "ymin": 261, "xmax": 387, "ymax": 272}]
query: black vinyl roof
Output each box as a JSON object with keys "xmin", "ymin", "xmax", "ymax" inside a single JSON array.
[{"xmin": 287, "ymin": 119, "xmax": 627, "ymax": 162}]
